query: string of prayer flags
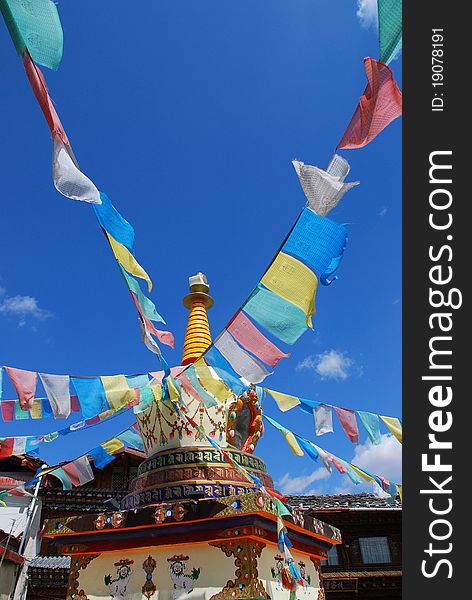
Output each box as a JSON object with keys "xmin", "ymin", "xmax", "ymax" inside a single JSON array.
[
  {"xmin": 39, "ymin": 373, "xmax": 71, "ymax": 419},
  {"xmin": 314, "ymin": 404, "xmax": 334, "ymax": 436},
  {"xmin": 180, "ymin": 369, "xmax": 218, "ymax": 409},
  {"xmin": 71, "ymin": 377, "xmax": 107, "ymax": 419},
  {"xmin": 226, "ymin": 311, "xmax": 290, "ymax": 369},
  {"xmin": 283, "ymin": 208, "xmax": 348, "ymax": 286},
  {"xmin": 260, "ymin": 252, "xmax": 317, "ymax": 328},
  {"xmin": 117, "ymin": 427, "xmax": 145, "ymax": 452},
  {"xmin": 264, "ymin": 415, "xmax": 304, "ymax": 456},
  {"xmin": 358, "ymin": 411, "xmax": 382, "ymax": 445},
  {"xmin": 193, "ymin": 358, "xmax": 234, "ymax": 402},
  {"xmin": 22, "ymin": 51, "xmax": 69, "ymax": 145},
  {"xmin": 52, "ymin": 137, "xmax": 101, "ymax": 204},
  {"xmin": 378, "ymin": 0, "xmax": 402, "ymax": 65},
  {"xmin": 0, "ymin": 0, "xmax": 64, "ymax": 70},
  {"xmin": 94, "ymin": 192, "xmax": 135, "ymax": 252},
  {"xmin": 106, "ymin": 232, "xmax": 152, "ymax": 292},
  {"xmin": 292, "ymin": 159, "xmax": 359, "ymax": 217},
  {"xmin": 333, "ymin": 406, "xmax": 359, "ymax": 444},
  {"xmin": 338, "ymin": 58, "xmax": 402, "ymax": 149},
  {"xmin": 4, "ymin": 366, "xmax": 37, "ymax": 410},
  {"xmin": 380, "ymin": 415, "xmax": 403, "ymax": 443},
  {"xmin": 242, "ymin": 284, "xmax": 308, "ymax": 345},
  {"xmin": 265, "ymin": 389, "xmax": 301, "ymax": 412},
  {"xmin": 214, "ymin": 330, "xmax": 272, "ymax": 384},
  {"xmin": 62, "ymin": 455, "xmax": 94, "ymax": 486}
]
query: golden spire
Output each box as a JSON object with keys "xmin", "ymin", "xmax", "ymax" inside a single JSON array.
[{"xmin": 182, "ymin": 273, "xmax": 214, "ymax": 365}]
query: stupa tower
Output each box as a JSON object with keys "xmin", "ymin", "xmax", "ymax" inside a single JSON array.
[{"xmin": 182, "ymin": 272, "xmax": 214, "ymax": 365}]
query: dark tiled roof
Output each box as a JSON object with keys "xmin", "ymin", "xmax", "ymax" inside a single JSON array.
[
  {"xmin": 286, "ymin": 493, "xmax": 401, "ymax": 510},
  {"xmin": 322, "ymin": 570, "xmax": 402, "ymax": 579}
]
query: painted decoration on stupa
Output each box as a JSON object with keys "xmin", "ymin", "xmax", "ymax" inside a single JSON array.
[
  {"xmin": 104, "ymin": 559, "xmax": 134, "ymax": 598},
  {"xmin": 271, "ymin": 554, "xmax": 285, "ymax": 590},
  {"xmin": 142, "ymin": 555, "xmax": 157, "ymax": 598},
  {"xmin": 167, "ymin": 554, "xmax": 201, "ymax": 599}
]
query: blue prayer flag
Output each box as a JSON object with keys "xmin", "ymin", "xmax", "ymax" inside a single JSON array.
[
  {"xmin": 93, "ymin": 192, "xmax": 135, "ymax": 252},
  {"xmin": 71, "ymin": 377, "xmax": 107, "ymax": 419}
]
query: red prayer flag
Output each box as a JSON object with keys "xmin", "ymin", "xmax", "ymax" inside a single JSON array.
[
  {"xmin": 334, "ymin": 407, "xmax": 359, "ymax": 444},
  {"xmin": 1, "ymin": 401, "xmax": 15, "ymax": 422},
  {"xmin": 338, "ymin": 58, "xmax": 402, "ymax": 149},
  {"xmin": 5, "ymin": 367, "xmax": 37, "ymax": 411},
  {"xmin": 0, "ymin": 439, "xmax": 14, "ymax": 459},
  {"xmin": 227, "ymin": 311, "xmax": 290, "ymax": 368},
  {"xmin": 22, "ymin": 50, "xmax": 69, "ymax": 146}
]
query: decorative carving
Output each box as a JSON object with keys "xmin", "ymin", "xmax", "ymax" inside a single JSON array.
[
  {"xmin": 142, "ymin": 555, "xmax": 157, "ymax": 598},
  {"xmin": 67, "ymin": 554, "xmax": 100, "ymax": 600},
  {"xmin": 311, "ymin": 557, "xmax": 326, "ymax": 600},
  {"xmin": 227, "ymin": 388, "xmax": 263, "ymax": 453},
  {"xmin": 209, "ymin": 540, "xmax": 269, "ymax": 599}
]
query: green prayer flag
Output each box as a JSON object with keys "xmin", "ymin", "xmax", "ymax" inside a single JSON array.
[
  {"xmin": 378, "ymin": 0, "xmax": 402, "ymax": 65},
  {"xmin": 0, "ymin": 0, "xmax": 64, "ymax": 70}
]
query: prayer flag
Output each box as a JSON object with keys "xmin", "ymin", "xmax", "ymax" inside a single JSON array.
[
  {"xmin": 39, "ymin": 373, "xmax": 71, "ymax": 418},
  {"xmin": 106, "ymin": 232, "xmax": 152, "ymax": 292},
  {"xmin": 126, "ymin": 374, "xmax": 150, "ymax": 389},
  {"xmin": 358, "ymin": 411, "xmax": 382, "ymax": 445},
  {"xmin": 313, "ymin": 404, "xmax": 333, "ymax": 436},
  {"xmin": 282, "ymin": 208, "xmax": 348, "ymax": 285},
  {"xmin": 0, "ymin": 0, "xmax": 63, "ymax": 70},
  {"xmin": 180, "ymin": 369, "xmax": 217, "ymax": 409},
  {"xmin": 294, "ymin": 435, "xmax": 319, "ymax": 462},
  {"xmin": 117, "ymin": 428, "xmax": 145, "ymax": 452},
  {"xmin": 202, "ymin": 346, "xmax": 247, "ymax": 396},
  {"xmin": 243, "ymin": 284, "xmax": 308, "ymax": 345},
  {"xmin": 62, "ymin": 456, "xmax": 94, "ymax": 486},
  {"xmin": 101, "ymin": 375, "xmax": 135, "ymax": 412},
  {"xmin": 131, "ymin": 295, "xmax": 173, "ymax": 347},
  {"xmin": 214, "ymin": 330, "xmax": 271, "ymax": 384},
  {"xmin": 194, "ymin": 358, "xmax": 233, "ymax": 401},
  {"xmin": 29, "ymin": 398, "xmax": 43, "ymax": 419},
  {"xmin": 326, "ymin": 153, "xmax": 351, "ymax": 181},
  {"xmin": 397, "ymin": 484, "xmax": 403, "ymax": 503},
  {"xmin": 378, "ymin": 0, "xmax": 402, "ymax": 65},
  {"xmin": 52, "ymin": 137, "xmax": 101, "ymax": 204},
  {"xmin": 94, "ymin": 192, "xmax": 135, "ymax": 252},
  {"xmin": 226, "ymin": 311, "xmax": 290, "ymax": 368},
  {"xmin": 338, "ymin": 58, "xmax": 402, "ymax": 149},
  {"xmin": 5, "ymin": 366, "xmax": 37, "ymax": 411},
  {"xmin": 120, "ymin": 267, "xmax": 164, "ymax": 323},
  {"xmin": 101, "ymin": 438, "xmax": 125, "ymax": 454},
  {"xmin": 14, "ymin": 400, "xmax": 29, "ymax": 420},
  {"xmin": 89, "ymin": 445, "xmax": 116, "ymax": 470},
  {"xmin": 260, "ymin": 252, "xmax": 318, "ymax": 327},
  {"xmin": 266, "ymin": 389, "xmax": 301, "ymax": 412},
  {"xmin": 380, "ymin": 415, "xmax": 402, "ymax": 443},
  {"xmin": 49, "ymin": 467, "xmax": 72, "ymax": 490},
  {"xmin": 292, "ymin": 160, "xmax": 359, "ymax": 217},
  {"xmin": 264, "ymin": 415, "xmax": 304, "ymax": 456},
  {"xmin": 22, "ymin": 51, "xmax": 69, "ymax": 145},
  {"xmin": 1, "ymin": 400, "xmax": 15, "ymax": 422},
  {"xmin": 334, "ymin": 407, "xmax": 359, "ymax": 444},
  {"xmin": 71, "ymin": 377, "xmax": 107, "ymax": 419}
]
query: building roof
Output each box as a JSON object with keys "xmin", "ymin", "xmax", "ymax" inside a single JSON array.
[
  {"xmin": 29, "ymin": 555, "xmax": 71, "ymax": 569},
  {"xmin": 286, "ymin": 493, "xmax": 401, "ymax": 510}
]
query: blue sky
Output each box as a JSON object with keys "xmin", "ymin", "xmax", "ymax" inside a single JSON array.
[{"xmin": 0, "ymin": 1, "xmax": 401, "ymax": 495}]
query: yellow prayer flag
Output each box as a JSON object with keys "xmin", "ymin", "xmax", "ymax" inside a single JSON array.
[
  {"xmin": 397, "ymin": 484, "xmax": 403, "ymax": 503},
  {"xmin": 101, "ymin": 375, "xmax": 136, "ymax": 411},
  {"xmin": 265, "ymin": 388, "xmax": 301, "ymax": 412},
  {"xmin": 350, "ymin": 464, "xmax": 376, "ymax": 482},
  {"xmin": 261, "ymin": 252, "xmax": 318, "ymax": 327},
  {"xmin": 101, "ymin": 437, "xmax": 125, "ymax": 454},
  {"xmin": 284, "ymin": 431, "xmax": 304, "ymax": 456},
  {"xmin": 30, "ymin": 398, "xmax": 43, "ymax": 419},
  {"xmin": 194, "ymin": 358, "xmax": 233, "ymax": 401},
  {"xmin": 151, "ymin": 384, "xmax": 162, "ymax": 402},
  {"xmin": 380, "ymin": 416, "xmax": 402, "ymax": 443},
  {"xmin": 167, "ymin": 377, "xmax": 180, "ymax": 402},
  {"xmin": 106, "ymin": 233, "xmax": 152, "ymax": 292}
]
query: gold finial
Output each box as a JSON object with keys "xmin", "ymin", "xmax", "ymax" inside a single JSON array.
[{"xmin": 182, "ymin": 273, "xmax": 214, "ymax": 365}]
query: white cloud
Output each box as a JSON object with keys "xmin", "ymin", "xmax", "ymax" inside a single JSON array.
[
  {"xmin": 351, "ymin": 434, "xmax": 402, "ymax": 483},
  {"xmin": 278, "ymin": 468, "xmax": 330, "ymax": 495},
  {"xmin": 357, "ymin": 0, "xmax": 378, "ymax": 29},
  {"xmin": 0, "ymin": 293, "xmax": 51, "ymax": 326},
  {"xmin": 297, "ymin": 350, "xmax": 354, "ymax": 380}
]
